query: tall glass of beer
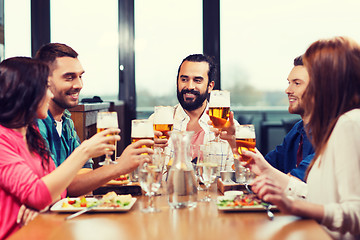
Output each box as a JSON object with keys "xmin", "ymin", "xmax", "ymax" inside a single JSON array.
[
  {"xmin": 235, "ymin": 124, "xmax": 256, "ymax": 163},
  {"xmin": 131, "ymin": 119, "xmax": 154, "ymax": 146},
  {"xmin": 96, "ymin": 111, "xmax": 119, "ymax": 165},
  {"xmin": 153, "ymin": 106, "xmax": 174, "ymax": 139},
  {"xmin": 131, "ymin": 119, "xmax": 154, "ymax": 182},
  {"xmin": 208, "ymin": 90, "xmax": 230, "ymax": 141},
  {"xmin": 234, "ymin": 124, "xmax": 256, "ymax": 184}
]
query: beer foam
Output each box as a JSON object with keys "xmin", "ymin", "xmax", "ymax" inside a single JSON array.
[
  {"xmin": 154, "ymin": 106, "xmax": 174, "ymax": 124},
  {"xmin": 96, "ymin": 113, "xmax": 118, "ymax": 128},
  {"xmin": 131, "ymin": 119, "xmax": 154, "ymax": 138},
  {"xmin": 209, "ymin": 90, "xmax": 230, "ymax": 108},
  {"xmin": 235, "ymin": 126, "xmax": 255, "ymax": 138}
]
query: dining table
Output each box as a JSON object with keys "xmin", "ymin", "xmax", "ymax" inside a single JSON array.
[{"xmin": 9, "ymin": 183, "xmax": 332, "ymax": 240}]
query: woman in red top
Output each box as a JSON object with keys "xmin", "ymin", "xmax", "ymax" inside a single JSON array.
[{"xmin": 0, "ymin": 57, "xmax": 120, "ymax": 239}]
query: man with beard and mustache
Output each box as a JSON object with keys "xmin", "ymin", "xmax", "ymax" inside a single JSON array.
[
  {"xmin": 153, "ymin": 54, "xmax": 235, "ymax": 171},
  {"xmin": 219, "ymin": 55, "xmax": 314, "ymax": 181},
  {"xmin": 35, "ymin": 43, "xmax": 154, "ymax": 196}
]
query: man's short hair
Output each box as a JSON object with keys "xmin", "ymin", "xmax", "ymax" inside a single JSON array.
[
  {"xmin": 176, "ymin": 54, "xmax": 217, "ymax": 85},
  {"xmin": 294, "ymin": 55, "xmax": 304, "ymax": 66},
  {"xmin": 34, "ymin": 43, "xmax": 78, "ymax": 65}
]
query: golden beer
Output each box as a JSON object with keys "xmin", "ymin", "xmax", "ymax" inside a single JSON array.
[
  {"xmin": 97, "ymin": 128, "xmax": 117, "ymax": 145},
  {"xmin": 131, "ymin": 119, "xmax": 154, "ymax": 155},
  {"xmin": 153, "ymin": 123, "xmax": 173, "ymax": 139},
  {"xmin": 96, "ymin": 111, "xmax": 118, "ymax": 164},
  {"xmin": 236, "ymin": 138, "xmax": 256, "ymax": 163},
  {"xmin": 209, "ymin": 107, "xmax": 230, "ymax": 129},
  {"xmin": 131, "ymin": 137, "xmax": 154, "ymax": 155}
]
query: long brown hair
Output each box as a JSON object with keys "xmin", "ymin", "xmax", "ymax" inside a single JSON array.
[
  {"xmin": 303, "ymin": 37, "xmax": 360, "ymax": 176},
  {"xmin": 0, "ymin": 57, "xmax": 51, "ymax": 170}
]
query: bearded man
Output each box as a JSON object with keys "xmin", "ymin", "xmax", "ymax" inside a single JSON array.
[{"xmin": 152, "ymin": 54, "xmax": 234, "ymax": 170}]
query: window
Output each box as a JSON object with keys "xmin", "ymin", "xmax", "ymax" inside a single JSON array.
[
  {"xmin": 221, "ymin": 0, "xmax": 360, "ymax": 107},
  {"xmin": 51, "ymin": 0, "xmax": 119, "ymax": 100},
  {"xmin": 4, "ymin": 0, "xmax": 31, "ymax": 58},
  {"xmin": 135, "ymin": 0, "xmax": 203, "ymax": 110}
]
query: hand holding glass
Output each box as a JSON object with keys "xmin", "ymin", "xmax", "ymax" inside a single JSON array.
[{"xmin": 97, "ymin": 112, "xmax": 118, "ymax": 165}]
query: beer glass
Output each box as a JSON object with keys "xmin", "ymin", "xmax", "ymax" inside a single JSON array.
[
  {"xmin": 131, "ymin": 119, "xmax": 154, "ymax": 145},
  {"xmin": 96, "ymin": 111, "xmax": 118, "ymax": 165},
  {"xmin": 235, "ymin": 124, "xmax": 256, "ymax": 163},
  {"xmin": 234, "ymin": 124, "xmax": 256, "ymax": 183},
  {"xmin": 208, "ymin": 90, "xmax": 230, "ymax": 141},
  {"xmin": 153, "ymin": 106, "xmax": 174, "ymax": 140},
  {"xmin": 130, "ymin": 119, "xmax": 154, "ymax": 181}
]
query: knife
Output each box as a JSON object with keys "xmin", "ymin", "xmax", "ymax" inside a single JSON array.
[{"xmin": 65, "ymin": 201, "xmax": 102, "ymax": 220}]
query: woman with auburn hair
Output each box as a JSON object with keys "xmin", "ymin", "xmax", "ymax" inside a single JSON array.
[
  {"xmin": 243, "ymin": 37, "xmax": 360, "ymax": 239},
  {"xmin": 0, "ymin": 57, "xmax": 120, "ymax": 239}
]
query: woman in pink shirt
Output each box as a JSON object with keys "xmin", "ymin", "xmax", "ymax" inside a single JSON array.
[{"xmin": 0, "ymin": 57, "xmax": 120, "ymax": 239}]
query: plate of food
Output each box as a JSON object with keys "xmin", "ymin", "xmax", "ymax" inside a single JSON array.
[
  {"xmin": 50, "ymin": 191, "xmax": 137, "ymax": 213},
  {"xmin": 106, "ymin": 174, "xmax": 130, "ymax": 185},
  {"xmin": 217, "ymin": 193, "xmax": 277, "ymax": 212}
]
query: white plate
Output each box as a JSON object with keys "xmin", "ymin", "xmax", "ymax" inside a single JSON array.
[
  {"xmin": 50, "ymin": 197, "xmax": 137, "ymax": 213},
  {"xmin": 217, "ymin": 196, "xmax": 277, "ymax": 212}
]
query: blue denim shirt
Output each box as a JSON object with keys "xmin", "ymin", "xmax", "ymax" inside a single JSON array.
[
  {"xmin": 37, "ymin": 110, "xmax": 92, "ymax": 168},
  {"xmin": 265, "ymin": 120, "xmax": 314, "ymax": 181}
]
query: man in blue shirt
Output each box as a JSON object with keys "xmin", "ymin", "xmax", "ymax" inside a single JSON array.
[
  {"xmin": 37, "ymin": 109, "xmax": 91, "ymax": 168},
  {"xmin": 218, "ymin": 55, "xmax": 314, "ymax": 181},
  {"xmin": 35, "ymin": 43, "xmax": 154, "ymax": 196},
  {"xmin": 264, "ymin": 55, "xmax": 314, "ymax": 181}
]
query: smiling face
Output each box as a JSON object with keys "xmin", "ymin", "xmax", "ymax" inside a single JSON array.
[
  {"xmin": 285, "ymin": 65, "xmax": 310, "ymax": 117},
  {"xmin": 48, "ymin": 57, "xmax": 84, "ymax": 111},
  {"xmin": 176, "ymin": 61, "xmax": 214, "ymax": 111}
]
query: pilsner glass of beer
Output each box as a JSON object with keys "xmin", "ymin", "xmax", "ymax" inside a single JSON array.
[
  {"xmin": 208, "ymin": 90, "xmax": 230, "ymax": 130},
  {"xmin": 131, "ymin": 119, "xmax": 155, "ymax": 145},
  {"xmin": 153, "ymin": 106, "xmax": 174, "ymax": 139},
  {"xmin": 131, "ymin": 119, "xmax": 154, "ymax": 182},
  {"xmin": 235, "ymin": 124, "xmax": 256, "ymax": 163},
  {"xmin": 97, "ymin": 111, "xmax": 119, "ymax": 165}
]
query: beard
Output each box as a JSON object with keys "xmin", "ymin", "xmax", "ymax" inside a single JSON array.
[
  {"xmin": 52, "ymin": 94, "xmax": 79, "ymax": 110},
  {"xmin": 177, "ymin": 88, "xmax": 209, "ymax": 111}
]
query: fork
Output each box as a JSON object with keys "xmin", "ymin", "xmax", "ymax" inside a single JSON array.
[
  {"xmin": 244, "ymin": 183, "xmax": 253, "ymax": 194},
  {"xmin": 265, "ymin": 204, "xmax": 274, "ymax": 220},
  {"xmin": 245, "ymin": 183, "xmax": 274, "ymax": 220}
]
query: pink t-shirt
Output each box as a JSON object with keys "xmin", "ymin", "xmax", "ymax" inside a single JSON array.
[
  {"xmin": 0, "ymin": 125, "xmax": 60, "ymax": 239},
  {"xmin": 190, "ymin": 129, "xmax": 205, "ymax": 160}
]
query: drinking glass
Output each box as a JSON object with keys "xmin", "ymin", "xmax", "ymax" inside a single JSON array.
[
  {"xmin": 139, "ymin": 153, "xmax": 163, "ymax": 213},
  {"xmin": 196, "ymin": 143, "xmax": 219, "ymax": 202},
  {"xmin": 208, "ymin": 90, "xmax": 230, "ymax": 142},
  {"xmin": 96, "ymin": 111, "xmax": 118, "ymax": 165},
  {"xmin": 191, "ymin": 145, "xmax": 205, "ymax": 191},
  {"xmin": 130, "ymin": 119, "xmax": 154, "ymax": 182},
  {"xmin": 153, "ymin": 106, "xmax": 174, "ymax": 140},
  {"xmin": 234, "ymin": 124, "xmax": 256, "ymax": 184}
]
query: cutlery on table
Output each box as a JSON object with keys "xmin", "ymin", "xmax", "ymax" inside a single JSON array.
[
  {"xmin": 245, "ymin": 183, "xmax": 274, "ymax": 221},
  {"xmin": 65, "ymin": 199, "xmax": 102, "ymax": 220}
]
